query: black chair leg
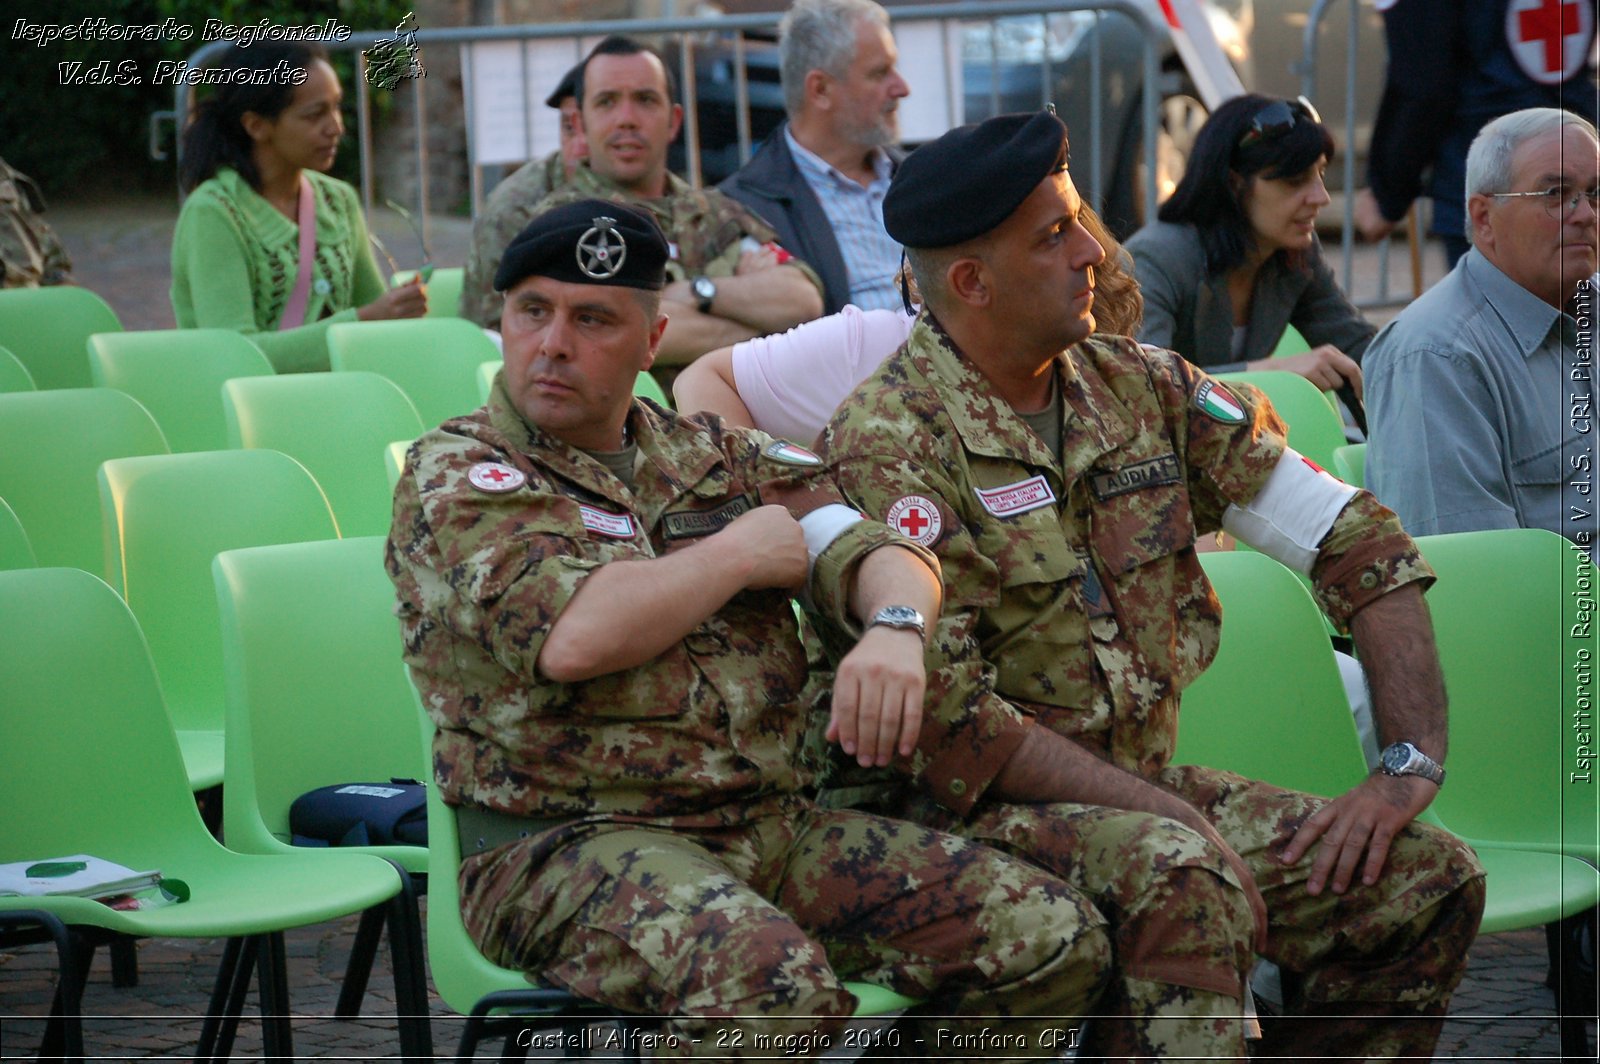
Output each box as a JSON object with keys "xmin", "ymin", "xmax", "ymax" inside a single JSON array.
[
  {"xmin": 382, "ymin": 866, "xmax": 434, "ymax": 1064},
  {"xmin": 109, "ymin": 935, "xmax": 139, "ymax": 988},
  {"xmin": 256, "ymin": 930, "xmax": 294, "ymax": 1060},
  {"xmin": 336, "ymin": 905, "xmax": 386, "ymax": 1017},
  {"xmin": 200, "ymin": 935, "xmax": 258, "ymax": 1064},
  {"xmin": 18, "ymin": 914, "xmax": 87, "ymax": 1064},
  {"xmin": 1545, "ymin": 909, "xmax": 1598, "ymax": 1060}
]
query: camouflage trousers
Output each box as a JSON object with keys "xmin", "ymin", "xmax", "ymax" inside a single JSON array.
[
  {"xmin": 900, "ymin": 764, "xmax": 1487, "ymax": 1062},
  {"xmin": 459, "ymin": 795, "xmax": 1112, "ymax": 1059}
]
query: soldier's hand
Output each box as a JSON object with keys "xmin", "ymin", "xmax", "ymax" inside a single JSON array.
[
  {"xmin": 827, "ymin": 625, "xmax": 925, "ymax": 767},
  {"xmin": 735, "ymin": 245, "xmax": 780, "ymax": 275},
  {"xmin": 1277, "ymin": 772, "xmax": 1437, "ymax": 895},
  {"xmin": 1249, "ymin": 346, "xmax": 1363, "ymax": 401},
  {"xmin": 715, "ymin": 505, "xmax": 809, "ymax": 591}
]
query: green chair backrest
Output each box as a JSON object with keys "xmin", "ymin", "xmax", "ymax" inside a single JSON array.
[
  {"xmin": 0, "ymin": 285, "xmax": 121, "ymax": 390},
  {"xmin": 0, "ymin": 567, "xmax": 216, "ymax": 867},
  {"xmin": 394, "ymin": 267, "xmax": 465, "ymax": 319},
  {"xmin": 1332, "ymin": 442, "xmax": 1366, "ymax": 490},
  {"xmin": 215, "ymin": 536, "xmax": 428, "ymax": 872},
  {"xmin": 1270, "ymin": 322, "xmax": 1310, "ymax": 358},
  {"xmin": 634, "ymin": 370, "xmax": 669, "ymax": 407},
  {"xmin": 0, "ymin": 389, "xmax": 169, "ymax": 573},
  {"xmin": 97, "ymin": 450, "xmax": 340, "ymax": 774},
  {"xmin": 0, "ymin": 344, "xmax": 37, "ymax": 392},
  {"xmin": 476, "ymin": 359, "xmax": 498, "ymax": 404},
  {"xmin": 326, "ymin": 319, "xmax": 498, "ymax": 429},
  {"xmin": 1174, "ymin": 551, "xmax": 1368, "ymax": 797},
  {"xmin": 1212, "ymin": 369, "xmax": 1348, "ymax": 471},
  {"xmin": 88, "ymin": 329, "xmax": 274, "ymax": 453},
  {"xmin": 0, "ymin": 496, "xmax": 37, "ymax": 570},
  {"xmin": 386, "ymin": 439, "xmax": 412, "ymax": 490},
  {"xmin": 1414, "ymin": 528, "xmax": 1596, "ymax": 863},
  {"xmin": 222, "ymin": 371, "xmax": 424, "ymax": 538}
]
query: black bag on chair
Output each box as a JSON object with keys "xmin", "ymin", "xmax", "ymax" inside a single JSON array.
[{"xmin": 289, "ymin": 780, "xmax": 428, "ymax": 847}]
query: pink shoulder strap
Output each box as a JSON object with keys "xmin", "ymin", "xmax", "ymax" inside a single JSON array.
[{"xmin": 277, "ymin": 174, "xmax": 317, "ymax": 330}]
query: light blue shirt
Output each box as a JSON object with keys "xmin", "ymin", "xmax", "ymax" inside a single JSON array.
[
  {"xmin": 784, "ymin": 128, "xmax": 899, "ymax": 312},
  {"xmin": 1365, "ymin": 249, "xmax": 1598, "ymax": 544}
]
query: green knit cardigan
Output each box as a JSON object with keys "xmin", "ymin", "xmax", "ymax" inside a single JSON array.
[{"xmin": 170, "ymin": 167, "xmax": 386, "ymax": 373}]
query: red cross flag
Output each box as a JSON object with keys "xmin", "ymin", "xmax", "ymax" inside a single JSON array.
[{"xmin": 1507, "ymin": 0, "xmax": 1596, "ymax": 85}]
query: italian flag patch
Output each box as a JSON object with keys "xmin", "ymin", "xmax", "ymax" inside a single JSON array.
[{"xmin": 1194, "ymin": 380, "xmax": 1246, "ymax": 423}]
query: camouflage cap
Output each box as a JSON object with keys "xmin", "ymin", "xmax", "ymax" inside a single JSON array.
[
  {"xmin": 494, "ymin": 199, "xmax": 669, "ymax": 292},
  {"xmin": 883, "ymin": 110, "xmax": 1069, "ymax": 248}
]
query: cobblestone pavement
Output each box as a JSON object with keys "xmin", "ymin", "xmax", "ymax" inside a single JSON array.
[{"xmin": 7, "ymin": 197, "xmax": 1590, "ymax": 1060}]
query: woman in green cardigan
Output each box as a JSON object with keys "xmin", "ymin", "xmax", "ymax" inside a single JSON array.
[{"xmin": 172, "ymin": 42, "xmax": 426, "ymax": 372}]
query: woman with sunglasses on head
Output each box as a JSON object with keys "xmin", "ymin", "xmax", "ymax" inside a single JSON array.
[
  {"xmin": 1126, "ymin": 94, "xmax": 1373, "ymax": 408},
  {"xmin": 172, "ymin": 42, "xmax": 426, "ymax": 374}
]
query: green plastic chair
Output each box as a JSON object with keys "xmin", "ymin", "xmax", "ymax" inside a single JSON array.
[
  {"xmin": 222, "ymin": 372, "xmax": 424, "ymax": 538},
  {"xmin": 98, "ymin": 449, "xmax": 339, "ymax": 791},
  {"xmin": 214, "ymin": 537, "xmax": 432, "ymax": 1049},
  {"xmin": 0, "ymin": 566, "xmax": 426, "ymax": 1062},
  {"xmin": 476, "ymin": 358, "xmax": 498, "ymax": 404},
  {"xmin": 0, "ymin": 344, "xmax": 37, "ymax": 392},
  {"xmin": 1269, "ymin": 322, "xmax": 1310, "ymax": 358},
  {"xmin": 418, "ymin": 700, "xmax": 919, "ymax": 1059},
  {"xmin": 634, "ymin": 369, "xmax": 670, "ymax": 407},
  {"xmin": 386, "ymin": 439, "xmax": 413, "ymax": 490},
  {"xmin": 1213, "ymin": 369, "xmax": 1349, "ymax": 471},
  {"xmin": 88, "ymin": 329, "xmax": 274, "ymax": 453},
  {"xmin": 0, "ymin": 285, "xmax": 121, "ymax": 390},
  {"xmin": 0, "ymin": 496, "xmax": 37, "ymax": 570},
  {"xmin": 1174, "ymin": 551, "xmax": 1368, "ymax": 797},
  {"xmin": 1331, "ymin": 442, "xmax": 1366, "ymax": 490},
  {"xmin": 394, "ymin": 266, "xmax": 465, "ymax": 319},
  {"xmin": 327, "ymin": 319, "xmax": 498, "ymax": 429},
  {"xmin": 0, "ymin": 389, "xmax": 169, "ymax": 573}
]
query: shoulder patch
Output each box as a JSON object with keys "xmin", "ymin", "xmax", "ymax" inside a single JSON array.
[
  {"xmin": 1193, "ymin": 380, "xmax": 1246, "ymax": 424},
  {"xmin": 885, "ymin": 495, "xmax": 944, "ymax": 546},
  {"xmin": 762, "ymin": 440, "xmax": 823, "ymax": 466},
  {"xmin": 577, "ymin": 504, "xmax": 636, "ymax": 539},
  {"xmin": 467, "ymin": 462, "xmax": 526, "ymax": 493}
]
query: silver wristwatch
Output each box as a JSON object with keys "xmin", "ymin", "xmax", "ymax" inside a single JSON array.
[
  {"xmin": 1378, "ymin": 741, "xmax": 1445, "ymax": 787},
  {"xmin": 868, "ymin": 605, "xmax": 926, "ymax": 640},
  {"xmin": 690, "ymin": 275, "xmax": 717, "ymax": 313}
]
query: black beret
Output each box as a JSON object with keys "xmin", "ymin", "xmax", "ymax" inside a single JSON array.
[
  {"xmin": 544, "ymin": 60, "xmax": 583, "ymax": 109},
  {"xmin": 884, "ymin": 111, "xmax": 1070, "ymax": 248},
  {"xmin": 494, "ymin": 200, "xmax": 669, "ymax": 292}
]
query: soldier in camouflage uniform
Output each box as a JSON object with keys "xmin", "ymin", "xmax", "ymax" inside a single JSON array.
[
  {"xmin": 460, "ymin": 35, "xmax": 824, "ymax": 391},
  {"xmin": 389, "ymin": 198, "xmax": 1113, "ymax": 1058},
  {"xmin": 818, "ymin": 112, "xmax": 1487, "ymax": 1060},
  {"xmin": 0, "ymin": 154, "xmax": 72, "ymax": 288}
]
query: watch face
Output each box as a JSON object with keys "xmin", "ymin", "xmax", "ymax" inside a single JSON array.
[
  {"xmin": 1381, "ymin": 743, "xmax": 1414, "ymax": 774},
  {"xmin": 692, "ymin": 277, "xmax": 715, "ymax": 300}
]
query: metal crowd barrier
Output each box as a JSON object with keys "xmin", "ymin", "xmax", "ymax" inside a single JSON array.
[{"xmin": 153, "ymin": 0, "xmax": 1169, "ymax": 252}]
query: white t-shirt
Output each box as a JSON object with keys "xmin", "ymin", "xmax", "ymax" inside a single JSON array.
[{"xmin": 730, "ymin": 305, "xmax": 917, "ymax": 445}]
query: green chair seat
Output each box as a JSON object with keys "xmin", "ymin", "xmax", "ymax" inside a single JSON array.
[
  {"xmin": 88, "ymin": 329, "xmax": 274, "ymax": 453},
  {"xmin": 0, "ymin": 566, "xmax": 428, "ymax": 1060},
  {"xmin": 98, "ymin": 450, "xmax": 340, "ymax": 791},
  {"xmin": 394, "ymin": 266, "xmax": 464, "ymax": 319},
  {"xmin": 1213, "ymin": 370, "xmax": 1349, "ymax": 471},
  {"xmin": 0, "ymin": 388, "xmax": 169, "ymax": 574},
  {"xmin": 0, "ymin": 344, "xmax": 37, "ymax": 392},
  {"xmin": 223, "ymin": 372, "xmax": 424, "ymax": 538},
  {"xmin": 0, "ymin": 285, "xmax": 121, "ymax": 390},
  {"xmin": 327, "ymin": 319, "xmax": 498, "ymax": 429}
]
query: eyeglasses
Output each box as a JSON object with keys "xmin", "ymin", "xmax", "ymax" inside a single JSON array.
[
  {"xmin": 1236, "ymin": 96, "xmax": 1322, "ymax": 153},
  {"xmin": 1489, "ymin": 185, "xmax": 1600, "ymax": 220}
]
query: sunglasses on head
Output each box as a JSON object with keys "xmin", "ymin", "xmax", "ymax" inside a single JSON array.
[{"xmin": 1236, "ymin": 96, "xmax": 1322, "ymax": 153}]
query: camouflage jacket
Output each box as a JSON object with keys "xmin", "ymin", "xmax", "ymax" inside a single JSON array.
[
  {"xmin": 0, "ymin": 155, "xmax": 71, "ymax": 287},
  {"xmin": 388, "ymin": 375, "xmax": 922, "ymax": 821},
  {"xmin": 461, "ymin": 163, "xmax": 823, "ymax": 328},
  {"xmin": 458, "ymin": 152, "xmax": 568, "ymax": 324},
  {"xmin": 821, "ymin": 315, "xmax": 1432, "ymax": 816}
]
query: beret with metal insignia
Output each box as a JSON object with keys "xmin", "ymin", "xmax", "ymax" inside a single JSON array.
[
  {"xmin": 494, "ymin": 199, "xmax": 669, "ymax": 292},
  {"xmin": 883, "ymin": 110, "xmax": 1070, "ymax": 248}
]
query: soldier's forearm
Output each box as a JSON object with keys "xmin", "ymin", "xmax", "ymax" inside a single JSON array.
[
  {"xmin": 707, "ymin": 266, "xmax": 824, "ymax": 333},
  {"xmin": 847, "ymin": 545, "xmax": 941, "ymax": 636},
  {"xmin": 1348, "ymin": 584, "xmax": 1448, "ymax": 762},
  {"xmin": 656, "ymin": 301, "xmax": 759, "ymax": 366},
  {"xmin": 993, "ymin": 726, "xmax": 1198, "ymax": 823}
]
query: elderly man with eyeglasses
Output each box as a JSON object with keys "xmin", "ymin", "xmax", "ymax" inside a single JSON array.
[{"xmin": 1366, "ymin": 107, "xmax": 1600, "ymax": 543}]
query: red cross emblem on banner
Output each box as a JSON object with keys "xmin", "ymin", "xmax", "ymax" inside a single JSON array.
[
  {"xmin": 1508, "ymin": 0, "xmax": 1595, "ymax": 84},
  {"xmin": 885, "ymin": 494, "xmax": 943, "ymax": 546}
]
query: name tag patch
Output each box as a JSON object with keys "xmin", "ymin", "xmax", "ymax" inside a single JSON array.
[
  {"xmin": 661, "ymin": 494, "xmax": 755, "ymax": 540},
  {"xmin": 578, "ymin": 504, "xmax": 636, "ymax": 539},
  {"xmin": 1090, "ymin": 454, "xmax": 1181, "ymax": 501},
  {"xmin": 975, "ymin": 475, "xmax": 1056, "ymax": 517}
]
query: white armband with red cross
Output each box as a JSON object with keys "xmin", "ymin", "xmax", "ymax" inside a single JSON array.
[
  {"xmin": 1221, "ymin": 449, "xmax": 1359, "ymax": 574},
  {"xmin": 799, "ymin": 503, "xmax": 865, "ymax": 572}
]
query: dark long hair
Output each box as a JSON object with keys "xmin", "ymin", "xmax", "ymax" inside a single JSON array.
[
  {"xmin": 1157, "ymin": 93, "xmax": 1334, "ymax": 275},
  {"xmin": 178, "ymin": 42, "xmax": 329, "ymax": 194}
]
